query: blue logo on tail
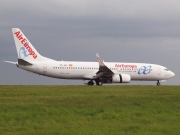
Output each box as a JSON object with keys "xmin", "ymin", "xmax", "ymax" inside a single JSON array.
[{"xmin": 19, "ymin": 47, "xmax": 29, "ymax": 59}]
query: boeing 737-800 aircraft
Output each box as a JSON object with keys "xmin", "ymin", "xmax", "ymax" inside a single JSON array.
[{"xmin": 5, "ymin": 28, "xmax": 175, "ymax": 85}]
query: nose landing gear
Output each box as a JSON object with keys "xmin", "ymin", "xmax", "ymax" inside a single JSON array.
[{"xmin": 157, "ymin": 81, "xmax": 160, "ymax": 86}]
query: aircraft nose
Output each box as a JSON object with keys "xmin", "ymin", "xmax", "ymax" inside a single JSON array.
[{"xmin": 170, "ymin": 71, "xmax": 175, "ymax": 77}]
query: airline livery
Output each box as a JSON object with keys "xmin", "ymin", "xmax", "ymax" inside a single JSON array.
[{"xmin": 5, "ymin": 28, "xmax": 175, "ymax": 86}]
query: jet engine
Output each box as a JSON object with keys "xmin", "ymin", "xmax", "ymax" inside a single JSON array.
[{"xmin": 112, "ymin": 74, "xmax": 131, "ymax": 83}]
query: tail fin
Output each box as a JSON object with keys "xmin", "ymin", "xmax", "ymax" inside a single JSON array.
[{"xmin": 12, "ymin": 28, "xmax": 53, "ymax": 62}]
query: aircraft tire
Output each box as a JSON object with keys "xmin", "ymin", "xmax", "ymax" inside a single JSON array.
[
  {"xmin": 95, "ymin": 79, "xmax": 103, "ymax": 86},
  {"xmin": 88, "ymin": 80, "xmax": 94, "ymax": 85},
  {"xmin": 98, "ymin": 81, "xmax": 103, "ymax": 86}
]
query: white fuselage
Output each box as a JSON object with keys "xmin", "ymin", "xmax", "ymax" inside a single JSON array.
[{"xmin": 18, "ymin": 61, "xmax": 174, "ymax": 81}]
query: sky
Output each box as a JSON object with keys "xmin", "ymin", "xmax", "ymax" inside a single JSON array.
[{"xmin": 1, "ymin": 0, "xmax": 180, "ymax": 85}]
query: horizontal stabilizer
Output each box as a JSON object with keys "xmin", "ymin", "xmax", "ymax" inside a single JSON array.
[
  {"xmin": 4, "ymin": 60, "xmax": 16, "ymax": 64},
  {"xmin": 18, "ymin": 59, "xmax": 32, "ymax": 66}
]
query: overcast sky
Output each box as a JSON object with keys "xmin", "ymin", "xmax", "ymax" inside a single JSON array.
[{"xmin": 1, "ymin": 0, "xmax": 180, "ymax": 85}]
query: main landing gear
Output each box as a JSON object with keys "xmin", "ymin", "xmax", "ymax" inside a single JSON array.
[
  {"xmin": 87, "ymin": 80, "xmax": 103, "ymax": 86},
  {"xmin": 157, "ymin": 80, "xmax": 160, "ymax": 86},
  {"xmin": 88, "ymin": 80, "xmax": 94, "ymax": 85},
  {"xmin": 95, "ymin": 80, "xmax": 103, "ymax": 86}
]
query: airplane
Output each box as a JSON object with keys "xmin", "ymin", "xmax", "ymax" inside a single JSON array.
[{"xmin": 4, "ymin": 28, "xmax": 175, "ymax": 86}]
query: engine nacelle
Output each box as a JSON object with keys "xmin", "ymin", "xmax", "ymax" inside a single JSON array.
[{"xmin": 112, "ymin": 74, "xmax": 131, "ymax": 83}]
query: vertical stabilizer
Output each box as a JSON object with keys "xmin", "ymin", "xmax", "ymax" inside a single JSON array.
[{"xmin": 12, "ymin": 28, "xmax": 53, "ymax": 62}]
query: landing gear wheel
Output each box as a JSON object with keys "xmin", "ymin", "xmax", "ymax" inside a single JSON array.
[
  {"xmin": 95, "ymin": 80, "xmax": 103, "ymax": 86},
  {"xmin": 88, "ymin": 80, "xmax": 94, "ymax": 86},
  {"xmin": 98, "ymin": 81, "xmax": 103, "ymax": 86},
  {"xmin": 157, "ymin": 81, "xmax": 160, "ymax": 86}
]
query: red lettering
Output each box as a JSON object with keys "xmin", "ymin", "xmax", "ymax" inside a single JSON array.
[
  {"xmin": 33, "ymin": 54, "xmax": 37, "ymax": 58},
  {"xmin": 26, "ymin": 46, "xmax": 32, "ymax": 53},
  {"xmin": 14, "ymin": 31, "xmax": 20, "ymax": 37},
  {"xmin": 18, "ymin": 34, "xmax": 23, "ymax": 40},
  {"xmin": 24, "ymin": 42, "xmax": 28, "ymax": 47},
  {"xmin": 14, "ymin": 31, "xmax": 38, "ymax": 59},
  {"xmin": 115, "ymin": 64, "xmax": 137, "ymax": 68},
  {"xmin": 21, "ymin": 38, "xmax": 27, "ymax": 44},
  {"xmin": 28, "ymin": 48, "xmax": 32, "ymax": 53},
  {"xmin": 30, "ymin": 51, "xmax": 35, "ymax": 55},
  {"xmin": 115, "ymin": 64, "xmax": 120, "ymax": 67}
]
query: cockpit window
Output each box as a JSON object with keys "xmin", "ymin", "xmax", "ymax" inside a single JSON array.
[{"xmin": 164, "ymin": 68, "xmax": 168, "ymax": 71}]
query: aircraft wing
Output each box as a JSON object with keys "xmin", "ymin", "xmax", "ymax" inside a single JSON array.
[{"xmin": 96, "ymin": 53, "xmax": 114, "ymax": 78}]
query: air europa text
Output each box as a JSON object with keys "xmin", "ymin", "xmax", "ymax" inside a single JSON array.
[
  {"xmin": 115, "ymin": 64, "xmax": 137, "ymax": 68},
  {"xmin": 14, "ymin": 31, "xmax": 37, "ymax": 59}
]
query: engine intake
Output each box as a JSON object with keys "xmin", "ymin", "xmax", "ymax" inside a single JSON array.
[{"xmin": 112, "ymin": 74, "xmax": 131, "ymax": 83}]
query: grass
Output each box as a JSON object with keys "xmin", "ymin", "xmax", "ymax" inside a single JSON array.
[{"xmin": 0, "ymin": 85, "xmax": 179, "ymax": 135}]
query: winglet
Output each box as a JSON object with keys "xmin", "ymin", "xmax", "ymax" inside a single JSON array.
[
  {"xmin": 96, "ymin": 53, "xmax": 104, "ymax": 66},
  {"xmin": 96, "ymin": 53, "xmax": 114, "ymax": 75}
]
